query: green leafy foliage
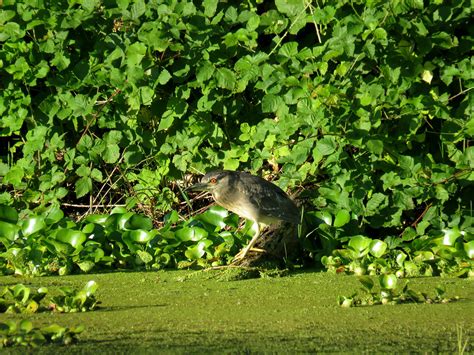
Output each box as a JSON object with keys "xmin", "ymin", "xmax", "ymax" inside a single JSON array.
[
  {"xmin": 0, "ymin": 320, "xmax": 83, "ymax": 348},
  {"xmin": 0, "ymin": 281, "xmax": 99, "ymax": 314},
  {"xmin": 338, "ymin": 275, "xmax": 459, "ymax": 307},
  {"xmin": 0, "ymin": 284, "xmax": 48, "ymax": 313},
  {"xmin": 0, "ymin": 1, "xmax": 472, "ymax": 272},
  {"xmin": 49, "ymin": 281, "xmax": 99, "ymax": 313},
  {"xmin": 321, "ymin": 229, "xmax": 473, "ymax": 277},
  {"xmin": 0, "ymin": 205, "xmax": 248, "ymax": 275}
]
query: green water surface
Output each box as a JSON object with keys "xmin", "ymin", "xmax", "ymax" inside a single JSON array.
[{"xmin": 0, "ymin": 270, "xmax": 472, "ymax": 353}]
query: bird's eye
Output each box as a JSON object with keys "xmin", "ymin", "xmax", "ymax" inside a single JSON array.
[{"xmin": 210, "ymin": 177, "xmax": 217, "ymax": 184}]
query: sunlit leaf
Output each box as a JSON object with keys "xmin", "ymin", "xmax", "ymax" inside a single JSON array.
[
  {"xmin": 136, "ymin": 250, "xmax": 153, "ymax": 264},
  {"xmin": 175, "ymin": 226, "xmax": 208, "ymax": 242},
  {"xmin": 370, "ymin": 239, "xmax": 388, "ymax": 258},
  {"xmin": 348, "ymin": 236, "xmax": 372, "ymax": 257},
  {"xmin": 184, "ymin": 240, "xmax": 212, "ymax": 260},
  {"xmin": 464, "ymin": 240, "xmax": 474, "ymax": 259},
  {"xmin": 314, "ymin": 211, "xmax": 332, "ymax": 225},
  {"xmin": 379, "ymin": 274, "xmax": 398, "ymax": 289},
  {"xmin": 84, "ymin": 214, "xmax": 109, "ymax": 225},
  {"xmin": 333, "ymin": 209, "xmax": 350, "ymax": 227},
  {"xmin": 77, "ymin": 261, "xmax": 95, "ymax": 272},
  {"xmin": 440, "ymin": 228, "xmax": 462, "ymax": 246},
  {"xmin": 21, "ymin": 216, "xmax": 46, "ymax": 237},
  {"xmin": 116, "ymin": 212, "xmax": 134, "ymax": 230},
  {"xmin": 13, "ymin": 284, "xmax": 31, "ymax": 303},
  {"xmin": 125, "ymin": 214, "xmax": 153, "ymax": 231},
  {"xmin": 124, "ymin": 229, "xmax": 154, "ymax": 243},
  {"xmin": 83, "ymin": 280, "xmax": 98, "ymax": 296},
  {"xmin": 0, "ymin": 220, "xmax": 20, "ymax": 242},
  {"xmin": 55, "ymin": 229, "xmax": 87, "ymax": 248},
  {"xmin": 19, "ymin": 319, "xmax": 33, "ymax": 332},
  {"xmin": 195, "ymin": 205, "xmax": 228, "ymax": 228}
]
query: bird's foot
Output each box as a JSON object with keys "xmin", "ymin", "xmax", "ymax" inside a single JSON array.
[{"xmin": 231, "ymin": 247, "xmax": 266, "ymax": 263}]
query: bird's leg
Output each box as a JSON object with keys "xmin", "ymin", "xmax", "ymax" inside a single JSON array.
[{"xmin": 233, "ymin": 222, "xmax": 265, "ymax": 261}]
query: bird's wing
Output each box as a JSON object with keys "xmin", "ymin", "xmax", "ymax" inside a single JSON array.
[{"xmin": 238, "ymin": 174, "xmax": 300, "ymax": 223}]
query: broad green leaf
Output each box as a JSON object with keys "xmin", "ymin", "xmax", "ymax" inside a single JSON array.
[
  {"xmin": 55, "ymin": 229, "xmax": 87, "ymax": 248},
  {"xmin": 44, "ymin": 205, "xmax": 65, "ymax": 224},
  {"xmin": 348, "ymin": 236, "xmax": 372, "ymax": 257},
  {"xmin": 196, "ymin": 206, "xmax": 229, "ymax": 228},
  {"xmin": 278, "ymin": 42, "xmax": 298, "ymax": 58},
  {"xmin": 83, "ymin": 280, "xmax": 98, "ymax": 296},
  {"xmin": 126, "ymin": 42, "xmax": 147, "ymax": 67},
  {"xmin": 175, "ymin": 226, "xmax": 208, "ymax": 242},
  {"xmin": 164, "ymin": 210, "xmax": 179, "ymax": 225},
  {"xmin": 131, "ymin": 0, "xmax": 146, "ymax": 20},
  {"xmin": 0, "ymin": 220, "xmax": 20, "ymax": 241},
  {"xmin": 275, "ymin": 0, "xmax": 305, "ymax": 16},
  {"xmin": 314, "ymin": 211, "xmax": 332, "ymax": 225},
  {"xmin": 124, "ymin": 229, "xmax": 154, "ymax": 243},
  {"xmin": 103, "ymin": 143, "xmax": 120, "ymax": 164},
  {"xmin": 262, "ymin": 94, "xmax": 284, "ymax": 113},
  {"xmin": 19, "ymin": 319, "xmax": 33, "ymax": 333},
  {"xmin": 75, "ymin": 176, "xmax": 92, "ymax": 198},
  {"xmin": 315, "ymin": 137, "xmax": 336, "ymax": 156},
  {"xmin": 13, "ymin": 284, "xmax": 31, "ymax": 304},
  {"xmin": 203, "ymin": 0, "xmax": 218, "ymax": 17},
  {"xmin": 158, "ymin": 69, "xmax": 172, "ymax": 85},
  {"xmin": 379, "ymin": 274, "xmax": 397, "ymax": 289},
  {"xmin": 196, "ymin": 61, "xmax": 214, "ymax": 82},
  {"xmin": 369, "ymin": 240, "xmax": 388, "ymax": 258},
  {"xmin": 439, "ymin": 228, "xmax": 461, "ymax": 246},
  {"xmin": 26, "ymin": 300, "xmax": 39, "ymax": 313},
  {"xmin": 366, "ymin": 193, "xmax": 386, "ymax": 215},
  {"xmin": 0, "ymin": 205, "xmax": 18, "ymax": 223},
  {"xmin": 21, "ymin": 216, "xmax": 46, "ymax": 237},
  {"xmin": 464, "ymin": 240, "xmax": 474, "ymax": 259},
  {"xmin": 3, "ymin": 166, "xmax": 24, "ymax": 187},
  {"xmin": 358, "ymin": 276, "xmax": 374, "ymax": 290},
  {"xmin": 184, "ymin": 240, "xmax": 213, "ymax": 260},
  {"xmin": 126, "ymin": 214, "xmax": 153, "ymax": 231},
  {"xmin": 78, "ymin": 261, "xmax": 95, "ymax": 273},
  {"xmin": 366, "ymin": 139, "xmax": 383, "ymax": 155},
  {"xmin": 333, "ymin": 209, "xmax": 350, "ymax": 227},
  {"xmin": 215, "ymin": 68, "xmax": 236, "ymax": 90},
  {"xmin": 136, "ymin": 250, "xmax": 153, "ymax": 264},
  {"xmin": 84, "ymin": 214, "xmax": 109, "ymax": 225}
]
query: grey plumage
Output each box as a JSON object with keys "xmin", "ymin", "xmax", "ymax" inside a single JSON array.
[{"xmin": 188, "ymin": 170, "xmax": 300, "ymax": 261}]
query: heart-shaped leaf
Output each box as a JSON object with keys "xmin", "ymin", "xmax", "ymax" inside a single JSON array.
[
  {"xmin": 348, "ymin": 235, "xmax": 372, "ymax": 258},
  {"xmin": 0, "ymin": 205, "xmax": 18, "ymax": 223},
  {"xmin": 379, "ymin": 274, "xmax": 398, "ymax": 289},
  {"xmin": 55, "ymin": 229, "xmax": 87, "ymax": 248},
  {"xmin": 175, "ymin": 226, "xmax": 208, "ymax": 242},
  {"xmin": 333, "ymin": 209, "xmax": 350, "ymax": 227},
  {"xmin": 370, "ymin": 239, "xmax": 388, "ymax": 258},
  {"xmin": 21, "ymin": 216, "xmax": 46, "ymax": 237}
]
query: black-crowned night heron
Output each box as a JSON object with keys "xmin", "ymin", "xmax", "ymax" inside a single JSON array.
[{"xmin": 188, "ymin": 170, "xmax": 300, "ymax": 261}]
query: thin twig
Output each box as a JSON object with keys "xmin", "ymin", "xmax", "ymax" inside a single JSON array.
[
  {"xmin": 268, "ymin": 1, "xmax": 312, "ymax": 57},
  {"xmin": 61, "ymin": 203, "xmax": 126, "ymax": 208},
  {"xmin": 308, "ymin": 2, "xmax": 322, "ymax": 43},
  {"xmin": 78, "ymin": 87, "xmax": 122, "ymax": 143},
  {"xmin": 449, "ymin": 86, "xmax": 473, "ymax": 101},
  {"xmin": 410, "ymin": 203, "xmax": 432, "ymax": 228}
]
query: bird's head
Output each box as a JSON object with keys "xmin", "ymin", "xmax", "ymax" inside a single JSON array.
[{"xmin": 187, "ymin": 171, "xmax": 228, "ymax": 193}]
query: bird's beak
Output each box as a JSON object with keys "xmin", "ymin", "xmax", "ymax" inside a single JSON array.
[{"xmin": 186, "ymin": 182, "xmax": 210, "ymax": 192}]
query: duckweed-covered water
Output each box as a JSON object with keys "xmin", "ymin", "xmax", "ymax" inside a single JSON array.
[{"xmin": 0, "ymin": 270, "xmax": 472, "ymax": 353}]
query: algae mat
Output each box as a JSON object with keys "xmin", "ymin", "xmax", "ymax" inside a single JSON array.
[{"xmin": 0, "ymin": 270, "xmax": 472, "ymax": 353}]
